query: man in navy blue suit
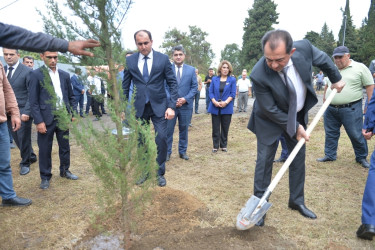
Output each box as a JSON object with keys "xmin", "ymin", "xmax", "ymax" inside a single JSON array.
[
  {"xmin": 29, "ymin": 51, "xmax": 78, "ymax": 190},
  {"xmin": 358, "ymin": 93, "xmax": 375, "ymax": 240},
  {"xmin": 166, "ymin": 45, "xmax": 197, "ymax": 161},
  {"xmin": 122, "ymin": 30, "xmax": 178, "ymax": 187},
  {"xmin": 71, "ymin": 68, "xmax": 85, "ymax": 117}
]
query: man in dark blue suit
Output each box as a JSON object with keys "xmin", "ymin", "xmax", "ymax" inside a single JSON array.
[
  {"xmin": 248, "ymin": 30, "xmax": 345, "ymax": 226},
  {"xmin": 29, "ymin": 51, "xmax": 78, "ymax": 190},
  {"xmin": 122, "ymin": 30, "xmax": 178, "ymax": 187},
  {"xmin": 358, "ymin": 93, "xmax": 375, "ymax": 240},
  {"xmin": 71, "ymin": 68, "xmax": 85, "ymax": 117},
  {"xmin": 166, "ymin": 45, "xmax": 197, "ymax": 161},
  {"xmin": 3, "ymin": 48, "xmax": 37, "ymax": 175}
]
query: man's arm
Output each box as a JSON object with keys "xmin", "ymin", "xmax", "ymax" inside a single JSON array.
[{"xmin": 0, "ymin": 22, "xmax": 99, "ymax": 56}]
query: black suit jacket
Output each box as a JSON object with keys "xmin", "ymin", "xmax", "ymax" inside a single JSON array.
[
  {"xmin": 5, "ymin": 63, "xmax": 32, "ymax": 116},
  {"xmin": 122, "ymin": 50, "xmax": 178, "ymax": 117},
  {"xmin": 29, "ymin": 66, "xmax": 74, "ymax": 126},
  {"xmin": 248, "ymin": 39, "xmax": 342, "ymax": 145}
]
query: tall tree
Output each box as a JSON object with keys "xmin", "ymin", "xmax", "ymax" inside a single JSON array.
[
  {"xmin": 319, "ymin": 23, "xmax": 336, "ymax": 56},
  {"xmin": 220, "ymin": 43, "xmax": 241, "ymax": 76},
  {"xmin": 160, "ymin": 25, "xmax": 214, "ymax": 73},
  {"xmin": 304, "ymin": 31, "xmax": 321, "ymax": 45},
  {"xmin": 240, "ymin": 0, "xmax": 278, "ymax": 70},
  {"xmin": 37, "ymin": 1, "xmax": 158, "ymax": 248},
  {"xmin": 338, "ymin": 0, "xmax": 359, "ymax": 58},
  {"xmin": 357, "ymin": 0, "xmax": 375, "ymax": 66}
]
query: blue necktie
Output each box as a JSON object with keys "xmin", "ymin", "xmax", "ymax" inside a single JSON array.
[
  {"xmin": 143, "ymin": 56, "xmax": 149, "ymax": 82},
  {"xmin": 143, "ymin": 56, "xmax": 150, "ymax": 103},
  {"xmin": 177, "ymin": 66, "xmax": 181, "ymax": 84},
  {"xmin": 282, "ymin": 67, "xmax": 297, "ymax": 137}
]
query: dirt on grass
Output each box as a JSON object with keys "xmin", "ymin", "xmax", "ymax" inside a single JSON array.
[{"xmin": 1, "ymin": 94, "xmax": 375, "ymax": 249}]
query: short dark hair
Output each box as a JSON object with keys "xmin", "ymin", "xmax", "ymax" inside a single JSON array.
[
  {"xmin": 208, "ymin": 68, "xmax": 213, "ymax": 71},
  {"xmin": 172, "ymin": 45, "xmax": 185, "ymax": 55},
  {"xmin": 23, "ymin": 56, "xmax": 34, "ymax": 62},
  {"xmin": 74, "ymin": 68, "xmax": 81, "ymax": 74},
  {"xmin": 134, "ymin": 30, "xmax": 152, "ymax": 41},
  {"xmin": 126, "ymin": 51, "xmax": 134, "ymax": 56},
  {"xmin": 261, "ymin": 29, "xmax": 293, "ymax": 54}
]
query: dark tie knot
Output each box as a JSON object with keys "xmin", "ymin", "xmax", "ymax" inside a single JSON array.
[
  {"xmin": 144, "ymin": 56, "xmax": 149, "ymax": 60},
  {"xmin": 9, "ymin": 66, "xmax": 14, "ymax": 70}
]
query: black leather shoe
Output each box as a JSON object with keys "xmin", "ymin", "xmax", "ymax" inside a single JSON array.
[
  {"xmin": 356, "ymin": 224, "xmax": 375, "ymax": 240},
  {"xmin": 274, "ymin": 157, "xmax": 287, "ymax": 163},
  {"xmin": 60, "ymin": 170, "xmax": 78, "ymax": 180},
  {"xmin": 166, "ymin": 154, "xmax": 171, "ymax": 162},
  {"xmin": 357, "ymin": 159, "xmax": 370, "ymax": 168},
  {"xmin": 136, "ymin": 173, "xmax": 149, "ymax": 185},
  {"xmin": 288, "ymin": 203, "xmax": 317, "ymax": 219},
  {"xmin": 255, "ymin": 214, "xmax": 266, "ymax": 227},
  {"xmin": 2, "ymin": 196, "xmax": 32, "ymax": 206},
  {"xmin": 195, "ymin": 112, "xmax": 200, "ymax": 114},
  {"xmin": 40, "ymin": 179, "xmax": 50, "ymax": 189},
  {"xmin": 158, "ymin": 175, "xmax": 166, "ymax": 187},
  {"xmin": 29, "ymin": 157, "xmax": 37, "ymax": 164},
  {"xmin": 316, "ymin": 156, "xmax": 335, "ymax": 162},
  {"xmin": 20, "ymin": 166, "xmax": 30, "ymax": 175},
  {"xmin": 179, "ymin": 153, "xmax": 189, "ymax": 160}
]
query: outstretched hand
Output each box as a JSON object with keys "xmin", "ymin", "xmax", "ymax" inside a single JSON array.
[{"xmin": 68, "ymin": 39, "xmax": 101, "ymax": 57}]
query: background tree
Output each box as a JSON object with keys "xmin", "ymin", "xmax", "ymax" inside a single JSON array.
[
  {"xmin": 304, "ymin": 31, "xmax": 321, "ymax": 45},
  {"xmin": 338, "ymin": 0, "xmax": 359, "ymax": 59},
  {"xmin": 160, "ymin": 25, "xmax": 214, "ymax": 73},
  {"xmin": 357, "ymin": 0, "xmax": 375, "ymax": 66},
  {"xmin": 220, "ymin": 43, "xmax": 241, "ymax": 76},
  {"xmin": 240, "ymin": 0, "xmax": 278, "ymax": 71},
  {"xmin": 37, "ymin": 1, "xmax": 158, "ymax": 248},
  {"xmin": 319, "ymin": 23, "xmax": 336, "ymax": 56}
]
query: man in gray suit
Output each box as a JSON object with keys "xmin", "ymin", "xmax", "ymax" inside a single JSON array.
[
  {"xmin": 3, "ymin": 48, "xmax": 37, "ymax": 175},
  {"xmin": 248, "ymin": 30, "xmax": 345, "ymax": 226},
  {"xmin": 122, "ymin": 30, "xmax": 178, "ymax": 187},
  {"xmin": 166, "ymin": 45, "xmax": 197, "ymax": 161}
]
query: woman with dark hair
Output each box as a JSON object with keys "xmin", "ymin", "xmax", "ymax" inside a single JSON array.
[{"xmin": 208, "ymin": 60, "xmax": 236, "ymax": 153}]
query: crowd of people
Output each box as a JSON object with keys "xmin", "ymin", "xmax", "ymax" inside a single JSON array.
[{"xmin": 1, "ymin": 23, "xmax": 375, "ymax": 241}]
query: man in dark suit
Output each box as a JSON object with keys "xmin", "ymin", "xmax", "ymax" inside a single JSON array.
[
  {"xmin": 29, "ymin": 51, "xmax": 78, "ymax": 190},
  {"xmin": 3, "ymin": 48, "xmax": 37, "ymax": 175},
  {"xmin": 71, "ymin": 68, "xmax": 85, "ymax": 117},
  {"xmin": 166, "ymin": 45, "xmax": 197, "ymax": 161},
  {"xmin": 248, "ymin": 30, "xmax": 345, "ymax": 226},
  {"xmin": 122, "ymin": 30, "xmax": 178, "ymax": 187}
]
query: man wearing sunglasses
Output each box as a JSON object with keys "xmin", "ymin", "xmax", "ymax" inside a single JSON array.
[{"xmin": 29, "ymin": 51, "xmax": 78, "ymax": 190}]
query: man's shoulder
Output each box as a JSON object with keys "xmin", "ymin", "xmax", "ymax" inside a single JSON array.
[
  {"xmin": 17, "ymin": 63, "xmax": 31, "ymax": 73},
  {"xmin": 58, "ymin": 68, "xmax": 70, "ymax": 77},
  {"xmin": 183, "ymin": 64, "xmax": 195, "ymax": 72}
]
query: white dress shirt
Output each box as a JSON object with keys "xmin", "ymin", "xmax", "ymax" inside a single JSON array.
[
  {"xmin": 138, "ymin": 50, "xmax": 153, "ymax": 76},
  {"xmin": 48, "ymin": 66, "xmax": 63, "ymax": 107}
]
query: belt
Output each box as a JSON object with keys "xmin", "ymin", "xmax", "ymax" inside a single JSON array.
[
  {"xmin": 239, "ymin": 91, "xmax": 248, "ymax": 93},
  {"xmin": 329, "ymin": 99, "xmax": 361, "ymax": 109}
]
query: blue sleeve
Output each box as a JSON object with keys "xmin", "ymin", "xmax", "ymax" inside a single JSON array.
[{"xmin": 364, "ymin": 92, "xmax": 375, "ymax": 131}]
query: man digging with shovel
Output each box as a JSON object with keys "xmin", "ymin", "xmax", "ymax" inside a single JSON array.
[{"xmin": 243, "ymin": 30, "xmax": 345, "ymax": 228}]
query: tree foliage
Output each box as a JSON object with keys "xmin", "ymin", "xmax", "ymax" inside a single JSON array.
[
  {"xmin": 220, "ymin": 43, "xmax": 241, "ymax": 76},
  {"xmin": 240, "ymin": 0, "xmax": 278, "ymax": 70},
  {"xmin": 160, "ymin": 25, "xmax": 214, "ymax": 73},
  {"xmin": 37, "ymin": 1, "xmax": 158, "ymax": 248},
  {"xmin": 338, "ymin": 0, "xmax": 359, "ymax": 59},
  {"xmin": 357, "ymin": 0, "xmax": 375, "ymax": 66}
]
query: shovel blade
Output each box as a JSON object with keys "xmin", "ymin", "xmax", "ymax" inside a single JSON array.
[{"xmin": 236, "ymin": 195, "xmax": 272, "ymax": 230}]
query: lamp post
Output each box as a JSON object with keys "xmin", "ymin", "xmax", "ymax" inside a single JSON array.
[{"xmin": 342, "ymin": 14, "xmax": 347, "ymax": 46}]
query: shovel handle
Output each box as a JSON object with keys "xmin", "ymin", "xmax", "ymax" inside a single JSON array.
[{"xmin": 267, "ymin": 88, "xmax": 337, "ymax": 193}]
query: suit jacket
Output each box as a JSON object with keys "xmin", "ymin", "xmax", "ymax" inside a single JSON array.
[
  {"xmin": 122, "ymin": 50, "xmax": 178, "ymax": 117},
  {"xmin": 29, "ymin": 66, "xmax": 74, "ymax": 126},
  {"xmin": 70, "ymin": 74, "xmax": 84, "ymax": 96},
  {"xmin": 248, "ymin": 39, "xmax": 342, "ymax": 145},
  {"xmin": 0, "ymin": 22, "xmax": 68, "ymax": 53},
  {"xmin": 5, "ymin": 63, "xmax": 32, "ymax": 116},
  {"xmin": 207, "ymin": 76, "xmax": 237, "ymax": 115},
  {"xmin": 166, "ymin": 63, "xmax": 197, "ymax": 110}
]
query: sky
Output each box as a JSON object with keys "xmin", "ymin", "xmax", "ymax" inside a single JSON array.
[{"xmin": 0, "ymin": 0, "xmax": 371, "ymax": 66}]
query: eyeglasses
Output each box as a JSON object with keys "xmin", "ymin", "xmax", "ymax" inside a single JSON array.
[{"xmin": 46, "ymin": 56, "xmax": 58, "ymax": 59}]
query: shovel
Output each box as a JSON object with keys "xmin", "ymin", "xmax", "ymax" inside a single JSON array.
[{"xmin": 236, "ymin": 88, "xmax": 337, "ymax": 230}]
